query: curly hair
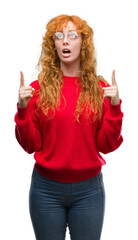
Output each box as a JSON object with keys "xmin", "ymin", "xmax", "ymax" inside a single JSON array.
[{"xmin": 37, "ymin": 14, "xmax": 107, "ymax": 122}]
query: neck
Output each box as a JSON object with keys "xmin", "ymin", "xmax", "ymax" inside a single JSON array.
[{"xmin": 60, "ymin": 59, "xmax": 80, "ymax": 77}]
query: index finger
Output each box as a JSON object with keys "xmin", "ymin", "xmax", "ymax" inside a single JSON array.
[
  {"xmin": 20, "ymin": 71, "xmax": 25, "ymax": 87},
  {"xmin": 111, "ymin": 69, "xmax": 117, "ymax": 86}
]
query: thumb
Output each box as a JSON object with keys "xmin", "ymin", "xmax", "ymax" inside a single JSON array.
[
  {"xmin": 20, "ymin": 71, "xmax": 25, "ymax": 87},
  {"xmin": 111, "ymin": 69, "xmax": 117, "ymax": 86}
]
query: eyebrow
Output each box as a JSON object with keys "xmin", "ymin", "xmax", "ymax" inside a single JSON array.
[{"xmin": 56, "ymin": 30, "xmax": 77, "ymax": 32}]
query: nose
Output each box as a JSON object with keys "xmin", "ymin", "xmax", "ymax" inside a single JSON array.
[{"xmin": 63, "ymin": 34, "xmax": 70, "ymax": 45}]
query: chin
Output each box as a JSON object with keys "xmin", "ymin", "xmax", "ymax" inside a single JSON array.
[
  {"xmin": 62, "ymin": 60, "xmax": 73, "ymax": 65},
  {"xmin": 61, "ymin": 57, "xmax": 79, "ymax": 65}
]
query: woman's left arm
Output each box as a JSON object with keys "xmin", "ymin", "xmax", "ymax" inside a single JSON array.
[{"xmin": 95, "ymin": 70, "xmax": 124, "ymax": 154}]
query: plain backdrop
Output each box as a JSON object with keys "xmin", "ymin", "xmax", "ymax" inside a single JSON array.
[{"xmin": 0, "ymin": 0, "xmax": 138, "ymax": 239}]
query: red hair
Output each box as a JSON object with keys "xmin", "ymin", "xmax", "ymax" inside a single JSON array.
[{"xmin": 37, "ymin": 14, "xmax": 107, "ymax": 122}]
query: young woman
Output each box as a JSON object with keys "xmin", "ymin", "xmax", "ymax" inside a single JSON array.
[{"xmin": 14, "ymin": 15, "xmax": 123, "ymax": 240}]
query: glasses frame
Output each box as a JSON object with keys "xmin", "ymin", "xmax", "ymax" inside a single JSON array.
[{"xmin": 53, "ymin": 31, "xmax": 80, "ymax": 41}]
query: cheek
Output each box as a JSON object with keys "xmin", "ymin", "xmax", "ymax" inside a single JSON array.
[
  {"xmin": 73, "ymin": 39, "xmax": 82, "ymax": 52},
  {"xmin": 72, "ymin": 43, "xmax": 82, "ymax": 55},
  {"xmin": 54, "ymin": 44, "xmax": 62, "ymax": 58},
  {"xmin": 54, "ymin": 41, "xmax": 61, "ymax": 52}
]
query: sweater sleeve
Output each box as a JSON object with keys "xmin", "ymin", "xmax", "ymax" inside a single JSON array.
[
  {"xmin": 95, "ymin": 97, "xmax": 124, "ymax": 154},
  {"xmin": 14, "ymin": 82, "xmax": 42, "ymax": 154}
]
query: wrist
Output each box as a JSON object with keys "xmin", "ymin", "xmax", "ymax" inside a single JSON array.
[
  {"xmin": 18, "ymin": 100, "xmax": 28, "ymax": 108},
  {"xmin": 111, "ymin": 95, "xmax": 120, "ymax": 105},
  {"xmin": 111, "ymin": 99, "xmax": 120, "ymax": 105},
  {"xmin": 17, "ymin": 103, "xmax": 29, "ymax": 120}
]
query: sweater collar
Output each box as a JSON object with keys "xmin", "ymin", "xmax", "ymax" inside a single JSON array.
[{"xmin": 63, "ymin": 76, "xmax": 79, "ymax": 81}]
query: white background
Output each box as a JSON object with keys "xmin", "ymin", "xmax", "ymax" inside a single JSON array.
[{"xmin": 0, "ymin": 0, "xmax": 138, "ymax": 239}]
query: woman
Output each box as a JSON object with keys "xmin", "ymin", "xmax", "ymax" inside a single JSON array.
[{"xmin": 14, "ymin": 15, "xmax": 123, "ymax": 240}]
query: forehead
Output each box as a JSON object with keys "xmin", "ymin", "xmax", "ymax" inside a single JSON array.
[
  {"xmin": 57, "ymin": 21, "xmax": 77, "ymax": 32},
  {"xmin": 63, "ymin": 21, "xmax": 76, "ymax": 29}
]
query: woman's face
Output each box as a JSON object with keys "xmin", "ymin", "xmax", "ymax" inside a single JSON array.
[{"xmin": 54, "ymin": 21, "xmax": 82, "ymax": 65}]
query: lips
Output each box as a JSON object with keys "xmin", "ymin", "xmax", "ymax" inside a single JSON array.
[{"xmin": 62, "ymin": 48, "xmax": 71, "ymax": 58}]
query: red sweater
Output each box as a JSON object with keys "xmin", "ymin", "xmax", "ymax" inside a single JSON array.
[{"xmin": 14, "ymin": 76, "xmax": 123, "ymax": 182}]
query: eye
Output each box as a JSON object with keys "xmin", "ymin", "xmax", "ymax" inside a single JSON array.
[
  {"xmin": 54, "ymin": 32, "xmax": 64, "ymax": 40},
  {"xmin": 69, "ymin": 31, "xmax": 79, "ymax": 39}
]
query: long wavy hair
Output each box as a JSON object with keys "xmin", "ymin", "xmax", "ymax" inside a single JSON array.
[{"xmin": 37, "ymin": 14, "xmax": 107, "ymax": 122}]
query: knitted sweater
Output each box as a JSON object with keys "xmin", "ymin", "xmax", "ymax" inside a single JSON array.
[{"xmin": 14, "ymin": 76, "xmax": 123, "ymax": 182}]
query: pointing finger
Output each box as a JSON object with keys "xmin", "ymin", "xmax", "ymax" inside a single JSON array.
[
  {"xmin": 20, "ymin": 71, "xmax": 25, "ymax": 87},
  {"xmin": 112, "ymin": 69, "xmax": 117, "ymax": 86}
]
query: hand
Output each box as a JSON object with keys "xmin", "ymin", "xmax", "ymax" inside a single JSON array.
[
  {"xmin": 18, "ymin": 71, "xmax": 35, "ymax": 108},
  {"xmin": 102, "ymin": 70, "xmax": 120, "ymax": 105}
]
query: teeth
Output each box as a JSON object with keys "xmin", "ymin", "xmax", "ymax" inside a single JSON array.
[{"xmin": 63, "ymin": 50, "xmax": 70, "ymax": 53}]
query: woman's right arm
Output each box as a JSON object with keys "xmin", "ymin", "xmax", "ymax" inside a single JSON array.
[{"xmin": 14, "ymin": 72, "xmax": 42, "ymax": 154}]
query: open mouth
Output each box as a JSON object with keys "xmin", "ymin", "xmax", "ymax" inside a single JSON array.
[{"xmin": 62, "ymin": 49, "xmax": 71, "ymax": 54}]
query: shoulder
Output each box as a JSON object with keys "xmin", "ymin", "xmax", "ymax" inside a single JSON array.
[
  {"xmin": 29, "ymin": 80, "xmax": 40, "ymax": 90},
  {"xmin": 97, "ymin": 75, "xmax": 110, "ymax": 87},
  {"xmin": 99, "ymin": 80, "xmax": 110, "ymax": 88}
]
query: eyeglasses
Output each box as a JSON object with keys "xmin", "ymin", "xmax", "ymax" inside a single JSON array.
[{"xmin": 53, "ymin": 31, "xmax": 79, "ymax": 41}]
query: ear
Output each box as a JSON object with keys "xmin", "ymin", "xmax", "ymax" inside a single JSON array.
[{"xmin": 54, "ymin": 47, "xmax": 57, "ymax": 51}]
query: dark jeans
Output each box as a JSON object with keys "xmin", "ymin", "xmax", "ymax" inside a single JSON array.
[{"xmin": 29, "ymin": 168, "xmax": 105, "ymax": 240}]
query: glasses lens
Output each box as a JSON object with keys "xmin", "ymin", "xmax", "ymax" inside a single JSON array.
[
  {"xmin": 69, "ymin": 31, "xmax": 79, "ymax": 39},
  {"xmin": 54, "ymin": 32, "xmax": 64, "ymax": 40}
]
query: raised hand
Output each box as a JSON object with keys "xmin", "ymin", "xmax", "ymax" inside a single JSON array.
[
  {"xmin": 18, "ymin": 71, "xmax": 35, "ymax": 108},
  {"xmin": 102, "ymin": 70, "xmax": 120, "ymax": 105}
]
